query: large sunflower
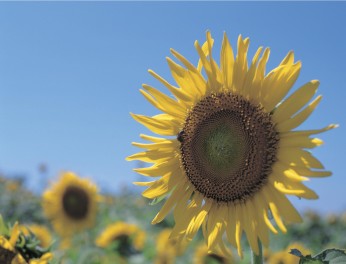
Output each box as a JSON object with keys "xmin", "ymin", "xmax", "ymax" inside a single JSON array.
[
  {"xmin": 42, "ymin": 172, "xmax": 99, "ymax": 237},
  {"xmin": 127, "ymin": 31, "xmax": 336, "ymax": 257}
]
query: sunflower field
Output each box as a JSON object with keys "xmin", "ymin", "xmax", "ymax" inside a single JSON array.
[{"xmin": 0, "ymin": 172, "xmax": 345, "ymax": 264}]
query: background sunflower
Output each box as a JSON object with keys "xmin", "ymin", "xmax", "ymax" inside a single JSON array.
[{"xmin": 42, "ymin": 172, "xmax": 100, "ymax": 238}]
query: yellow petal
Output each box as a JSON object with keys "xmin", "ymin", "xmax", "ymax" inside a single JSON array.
[
  {"xmin": 139, "ymin": 133, "xmax": 167, "ymax": 143},
  {"xmin": 262, "ymin": 186, "xmax": 287, "ymax": 233},
  {"xmin": 133, "ymin": 159, "xmax": 178, "ymax": 177},
  {"xmin": 277, "ymin": 148, "xmax": 325, "ymax": 169},
  {"xmin": 233, "ymin": 35, "xmax": 250, "ymax": 94},
  {"xmin": 291, "ymin": 166, "xmax": 332, "ymax": 178},
  {"xmin": 126, "ymin": 149, "xmax": 173, "ymax": 163},
  {"xmin": 234, "ymin": 203, "xmax": 244, "ymax": 258},
  {"xmin": 268, "ymin": 185, "xmax": 302, "ymax": 224},
  {"xmin": 130, "ymin": 113, "xmax": 180, "ymax": 136},
  {"xmin": 141, "ymin": 85, "xmax": 186, "ymax": 120},
  {"xmin": 273, "ymin": 80, "xmax": 319, "ymax": 123},
  {"xmin": 132, "ymin": 139, "xmax": 178, "ymax": 151},
  {"xmin": 272, "ymin": 162, "xmax": 309, "ymax": 182},
  {"xmin": 195, "ymin": 40, "xmax": 220, "ymax": 92},
  {"xmin": 280, "ymin": 136, "xmax": 323, "ymax": 149},
  {"xmin": 170, "ymin": 48, "xmax": 207, "ymax": 96},
  {"xmin": 253, "ymin": 194, "xmax": 278, "ymax": 234},
  {"xmin": 240, "ymin": 203, "xmax": 259, "ymax": 255},
  {"xmin": 280, "ymin": 124, "xmax": 338, "ymax": 138},
  {"xmin": 151, "ymin": 183, "xmax": 185, "ymax": 224},
  {"xmin": 148, "ymin": 69, "xmax": 192, "ymax": 103},
  {"xmin": 262, "ymin": 61, "xmax": 301, "ymax": 112},
  {"xmin": 221, "ymin": 32, "xmax": 235, "ymax": 91},
  {"xmin": 248, "ymin": 199, "xmax": 269, "ymax": 247},
  {"xmin": 197, "ymin": 39, "xmax": 213, "ymax": 72},
  {"xmin": 276, "ymin": 95, "xmax": 322, "ymax": 132},
  {"xmin": 242, "ymin": 46, "xmax": 264, "ymax": 98},
  {"xmin": 142, "ymin": 170, "xmax": 180, "ymax": 199},
  {"xmin": 225, "ymin": 205, "xmax": 237, "ymax": 247},
  {"xmin": 279, "ymin": 50, "xmax": 294, "ymax": 66},
  {"xmin": 186, "ymin": 198, "xmax": 211, "ymax": 241}
]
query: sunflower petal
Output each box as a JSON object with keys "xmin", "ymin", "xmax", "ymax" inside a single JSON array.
[
  {"xmin": 273, "ymin": 80, "xmax": 319, "ymax": 123},
  {"xmin": 276, "ymin": 95, "xmax": 322, "ymax": 132}
]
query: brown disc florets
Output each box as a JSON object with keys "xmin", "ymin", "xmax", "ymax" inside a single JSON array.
[
  {"xmin": 62, "ymin": 186, "xmax": 89, "ymax": 220},
  {"xmin": 179, "ymin": 92, "xmax": 279, "ymax": 203}
]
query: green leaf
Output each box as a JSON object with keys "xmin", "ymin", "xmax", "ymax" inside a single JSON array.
[
  {"xmin": 290, "ymin": 248, "xmax": 346, "ymax": 264},
  {"xmin": 314, "ymin": 249, "xmax": 346, "ymax": 264},
  {"xmin": 0, "ymin": 215, "xmax": 9, "ymax": 236}
]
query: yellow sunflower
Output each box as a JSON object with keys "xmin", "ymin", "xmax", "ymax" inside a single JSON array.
[
  {"xmin": 194, "ymin": 243, "xmax": 233, "ymax": 264},
  {"xmin": 0, "ymin": 222, "xmax": 53, "ymax": 264},
  {"xmin": 267, "ymin": 242, "xmax": 310, "ymax": 264},
  {"xmin": 154, "ymin": 228, "xmax": 185, "ymax": 264},
  {"xmin": 42, "ymin": 171, "xmax": 99, "ymax": 237},
  {"xmin": 95, "ymin": 222, "xmax": 146, "ymax": 256},
  {"xmin": 128, "ymin": 31, "xmax": 336, "ymax": 257},
  {"xmin": 20, "ymin": 225, "xmax": 52, "ymax": 249}
]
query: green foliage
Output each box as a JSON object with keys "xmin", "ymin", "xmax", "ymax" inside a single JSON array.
[{"xmin": 290, "ymin": 248, "xmax": 346, "ymax": 264}]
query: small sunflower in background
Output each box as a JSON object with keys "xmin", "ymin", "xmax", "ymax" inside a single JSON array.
[
  {"xmin": 154, "ymin": 228, "xmax": 185, "ymax": 264},
  {"xmin": 95, "ymin": 222, "xmax": 146, "ymax": 257},
  {"xmin": 20, "ymin": 225, "xmax": 52, "ymax": 249},
  {"xmin": 128, "ymin": 31, "xmax": 336, "ymax": 257},
  {"xmin": 267, "ymin": 242, "xmax": 310, "ymax": 264},
  {"xmin": 194, "ymin": 243, "xmax": 233, "ymax": 264},
  {"xmin": 42, "ymin": 172, "xmax": 100, "ymax": 238}
]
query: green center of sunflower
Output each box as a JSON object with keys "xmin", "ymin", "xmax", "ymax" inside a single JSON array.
[
  {"xmin": 179, "ymin": 92, "xmax": 279, "ymax": 203},
  {"xmin": 198, "ymin": 111, "xmax": 247, "ymax": 175},
  {"xmin": 62, "ymin": 186, "xmax": 89, "ymax": 220}
]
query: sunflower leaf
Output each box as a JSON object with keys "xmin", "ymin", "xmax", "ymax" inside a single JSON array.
[{"xmin": 290, "ymin": 248, "xmax": 346, "ymax": 264}]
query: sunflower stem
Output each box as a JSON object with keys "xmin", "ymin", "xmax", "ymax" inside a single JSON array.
[{"xmin": 251, "ymin": 240, "xmax": 263, "ymax": 264}]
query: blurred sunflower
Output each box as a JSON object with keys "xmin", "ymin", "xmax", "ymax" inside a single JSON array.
[
  {"xmin": 128, "ymin": 31, "xmax": 336, "ymax": 257},
  {"xmin": 42, "ymin": 172, "xmax": 99, "ymax": 237},
  {"xmin": 194, "ymin": 243, "xmax": 233, "ymax": 264},
  {"xmin": 267, "ymin": 242, "xmax": 310, "ymax": 264},
  {"xmin": 0, "ymin": 222, "xmax": 53, "ymax": 264},
  {"xmin": 154, "ymin": 228, "xmax": 184, "ymax": 264},
  {"xmin": 95, "ymin": 222, "xmax": 146, "ymax": 257},
  {"xmin": 20, "ymin": 225, "xmax": 52, "ymax": 249}
]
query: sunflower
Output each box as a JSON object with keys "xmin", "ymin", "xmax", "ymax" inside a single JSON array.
[
  {"xmin": 95, "ymin": 222, "xmax": 146, "ymax": 256},
  {"xmin": 42, "ymin": 172, "xmax": 99, "ymax": 237},
  {"xmin": 267, "ymin": 242, "xmax": 310, "ymax": 264},
  {"xmin": 0, "ymin": 222, "xmax": 53, "ymax": 264},
  {"xmin": 194, "ymin": 243, "xmax": 233, "ymax": 264},
  {"xmin": 20, "ymin": 225, "xmax": 52, "ymax": 249},
  {"xmin": 154, "ymin": 228, "xmax": 185, "ymax": 264},
  {"xmin": 128, "ymin": 31, "xmax": 336, "ymax": 257}
]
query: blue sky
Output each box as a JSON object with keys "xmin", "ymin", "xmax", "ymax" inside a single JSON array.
[{"xmin": 0, "ymin": 2, "xmax": 345, "ymax": 213}]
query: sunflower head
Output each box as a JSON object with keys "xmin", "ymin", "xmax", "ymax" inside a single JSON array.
[
  {"xmin": 1, "ymin": 221, "xmax": 53, "ymax": 264},
  {"xmin": 95, "ymin": 222, "xmax": 146, "ymax": 257},
  {"xmin": 128, "ymin": 31, "xmax": 336, "ymax": 257},
  {"xmin": 42, "ymin": 172, "xmax": 99, "ymax": 237}
]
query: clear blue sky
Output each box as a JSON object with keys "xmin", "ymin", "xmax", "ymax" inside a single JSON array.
[{"xmin": 0, "ymin": 2, "xmax": 345, "ymax": 213}]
